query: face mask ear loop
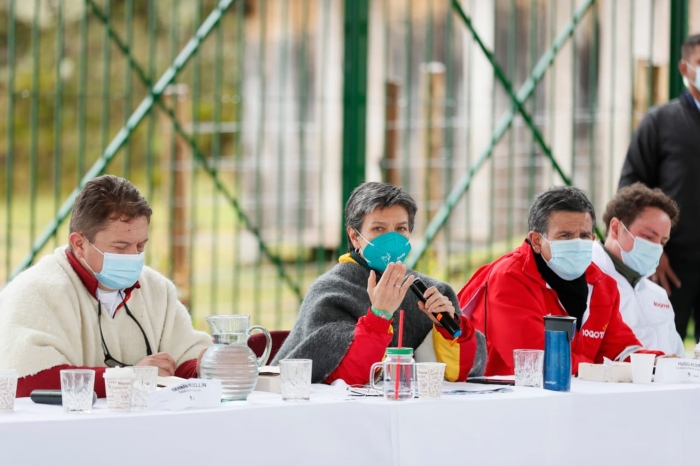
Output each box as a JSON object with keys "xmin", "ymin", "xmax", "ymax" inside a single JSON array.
[
  {"xmin": 80, "ymin": 236, "xmax": 103, "ymax": 279},
  {"xmin": 80, "ymin": 257, "xmax": 99, "ymax": 279},
  {"xmin": 352, "ymin": 229, "xmax": 363, "ymax": 255},
  {"xmin": 617, "ymin": 222, "xmax": 633, "ymax": 252},
  {"xmin": 83, "ymin": 236, "xmax": 106, "ymax": 256},
  {"xmin": 79, "ymin": 236, "xmax": 104, "ymax": 276},
  {"xmin": 355, "ymin": 229, "xmax": 374, "ymax": 246},
  {"xmin": 538, "ymin": 233, "xmax": 550, "ymax": 259}
]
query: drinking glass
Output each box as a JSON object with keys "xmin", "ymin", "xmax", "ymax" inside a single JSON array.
[
  {"xmin": 60, "ymin": 369, "xmax": 95, "ymax": 413},
  {"xmin": 513, "ymin": 349, "xmax": 544, "ymax": 388},
  {"xmin": 131, "ymin": 366, "xmax": 158, "ymax": 410},
  {"xmin": 279, "ymin": 359, "xmax": 312, "ymax": 401}
]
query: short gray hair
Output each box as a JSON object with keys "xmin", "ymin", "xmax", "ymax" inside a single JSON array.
[
  {"xmin": 344, "ymin": 182, "xmax": 418, "ymax": 251},
  {"xmin": 528, "ymin": 186, "xmax": 596, "ymax": 234}
]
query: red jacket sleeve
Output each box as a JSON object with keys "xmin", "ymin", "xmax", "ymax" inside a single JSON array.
[
  {"xmin": 17, "ymin": 365, "xmax": 109, "ymax": 398},
  {"xmin": 17, "ymin": 359, "xmax": 201, "ymax": 399},
  {"xmin": 174, "ymin": 359, "xmax": 199, "ymax": 379},
  {"xmin": 324, "ymin": 309, "xmax": 393, "ymax": 385}
]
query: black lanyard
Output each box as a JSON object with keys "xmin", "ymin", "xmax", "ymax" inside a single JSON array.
[{"xmin": 97, "ymin": 295, "xmax": 153, "ymax": 367}]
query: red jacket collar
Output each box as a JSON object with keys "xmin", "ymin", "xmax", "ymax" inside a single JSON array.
[
  {"xmin": 65, "ymin": 249, "xmax": 140, "ymax": 303},
  {"xmin": 517, "ymin": 239, "xmax": 603, "ymax": 286}
]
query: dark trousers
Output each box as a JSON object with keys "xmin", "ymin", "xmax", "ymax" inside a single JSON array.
[{"xmin": 668, "ymin": 258, "xmax": 700, "ymax": 343}]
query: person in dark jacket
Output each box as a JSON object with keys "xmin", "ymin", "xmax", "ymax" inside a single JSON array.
[{"xmin": 618, "ymin": 34, "xmax": 700, "ymax": 342}]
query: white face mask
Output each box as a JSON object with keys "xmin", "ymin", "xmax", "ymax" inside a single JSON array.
[
  {"xmin": 616, "ymin": 223, "xmax": 663, "ymax": 277},
  {"xmin": 540, "ymin": 234, "xmax": 593, "ymax": 281},
  {"xmin": 683, "ymin": 62, "xmax": 700, "ymax": 90}
]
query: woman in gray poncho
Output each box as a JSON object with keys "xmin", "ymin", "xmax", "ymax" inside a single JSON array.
[{"xmin": 273, "ymin": 182, "xmax": 486, "ymax": 385}]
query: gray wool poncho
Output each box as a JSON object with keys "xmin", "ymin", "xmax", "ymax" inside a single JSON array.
[{"xmin": 272, "ymin": 258, "xmax": 487, "ymax": 383}]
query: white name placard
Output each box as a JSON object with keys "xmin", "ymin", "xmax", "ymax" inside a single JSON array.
[
  {"xmin": 147, "ymin": 379, "xmax": 222, "ymax": 410},
  {"xmin": 654, "ymin": 358, "xmax": 700, "ymax": 384}
]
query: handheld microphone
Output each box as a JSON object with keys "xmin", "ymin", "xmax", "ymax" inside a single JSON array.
[{"xmin": 410, "ymin": 278, "xmax": 462, "ymax": 338}]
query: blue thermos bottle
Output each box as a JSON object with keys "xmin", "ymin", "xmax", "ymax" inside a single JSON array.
[{"xmin": 543, "ymin": 315, "xmax": 577, "ymax": 392}]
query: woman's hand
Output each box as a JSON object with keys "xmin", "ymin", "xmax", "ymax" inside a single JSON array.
[
  {"xmin": 366, "ymin": 261, "xmax": 415, "ymax": 316},
  {"xmin": 417, "ymin": 286, "xmax": 456, "ymax": 326}
]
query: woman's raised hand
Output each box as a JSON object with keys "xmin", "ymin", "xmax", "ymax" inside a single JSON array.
[{"xmin": 366, "ymin": 261, "xmax": 415, "ymax": 316}]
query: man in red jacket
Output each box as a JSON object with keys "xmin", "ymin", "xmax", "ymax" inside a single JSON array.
[{"xmin": 457, "ymin": 186, "xmax": 662, "ymax": 376}]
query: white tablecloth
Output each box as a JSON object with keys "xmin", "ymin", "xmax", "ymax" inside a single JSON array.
[{"xmin": 1, "ymin": 380, "xmax": 698, "ymax": 466}]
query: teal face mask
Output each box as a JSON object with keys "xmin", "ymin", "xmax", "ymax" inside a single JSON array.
[
  {"xmin": 617, "ymin": 223, "xmax": 663, "ymax": 277},
  {"xmin": 356, "ymin": 230, "xmax": 411, "ymax": 273},
  {"xmin": 541, "ymin": 235, "xmax": 593, "ymax": 281},
  {"xmin": 83, "ymin": 240, "xmax": 144, "ymax": 290}
]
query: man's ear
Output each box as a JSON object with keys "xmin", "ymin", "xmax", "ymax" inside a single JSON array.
[
  {"xmin": 69, "ymin": 232, "xmax": 86, "ymax": 257},
  {"xmin": 608, "ymin": 218, "xmax": 621, "ymax": 241},
  {"xmin": 528, "ymin": 231, "xmax": 543, "ymax": 254}
]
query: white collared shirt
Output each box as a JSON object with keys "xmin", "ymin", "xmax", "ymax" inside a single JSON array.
[
  {"xmin": 592, "ymin": 242, "xmax": 685, "ymax": 356},
  {"xmin": 96, "ymin": 288, "xmax": 122, "ymax": 317}
]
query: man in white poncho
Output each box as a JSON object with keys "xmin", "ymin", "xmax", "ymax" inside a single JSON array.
[{"xmin": 0, "ymin": 175, "xmax": 211, "ymax": 398}]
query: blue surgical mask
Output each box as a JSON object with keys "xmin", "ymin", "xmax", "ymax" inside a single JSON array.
[
  {"xmin": 356, "ymin": 230, "xmax": 411, "ymax": 273},
  {"xmin": 617, "ymin": 223, "xmax": 663, "ymax": 277},
  {"xmin": 82, "ymin": 240, "xmax": 144, "ymax": 290},
  {"xmin": 540, "ymin": 235, "xmax": 593, "ymax": 281}
]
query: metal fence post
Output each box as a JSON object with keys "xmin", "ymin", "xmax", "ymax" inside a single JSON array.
[
  {"xmin": 341, "ymin": 0, "xmax": 369, "ymax": 252},
  {"xmin": 669, "ymin": 0, "xmax": 689, "ymax": 99}
]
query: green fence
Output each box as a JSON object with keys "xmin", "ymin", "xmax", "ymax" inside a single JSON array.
[{"xmin": 0, "ymin": 0, "xmax": 696, "ymax": 331}]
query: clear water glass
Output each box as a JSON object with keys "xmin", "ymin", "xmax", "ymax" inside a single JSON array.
[
  {"xmin": 60, "ymin": 369, "xmax": 95, "ymax": 413},
  {"xmin": 513, "ymin": 349, "xmax": 544, "ymax": 388},
  {"xmin": 369, "ymin": 348, "xmax": 415, "ymax": 400},
  {"xmin": 131, "ymin": 366, "xmax": 158, "ymax": 410},
  {"xmin": 279, "ymin": 359, "xmax": 312, "ymax": 401}
]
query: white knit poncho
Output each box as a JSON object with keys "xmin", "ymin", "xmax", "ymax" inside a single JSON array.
[{"xmin": 0, "ymin": 246, "xmax": 212, "ymax": 377}]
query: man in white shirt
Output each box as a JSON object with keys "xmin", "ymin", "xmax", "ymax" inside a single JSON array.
[{"xmin": 593, "ymin": 183, "xmax": 685, "ymax": 356}]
